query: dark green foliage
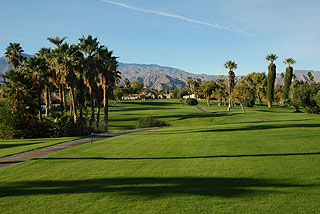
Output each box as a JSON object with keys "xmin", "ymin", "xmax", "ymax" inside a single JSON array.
[
  {"xmin": 267, "ymin": 63, "xmax": 276, "ymax": 107},
  {"xmin": 283, "ymin": 66, "xmax": 293, "ymax": 101},
  {"xmin": 292, "ymin": 82, "xmax": 320, "ymax": 114},
  {"xmin": 177, "ymin": 88, "xmax": 189, "ymax": 98},
  {"xmin": 186, "ymin": 98, "xmax": 198, "ymax": 106},
  {"xmin": 136, "ymin": 116, "xmax": 169, "ymax": 128}
]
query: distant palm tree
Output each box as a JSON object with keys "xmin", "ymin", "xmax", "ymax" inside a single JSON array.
[
  {"xmin": 307, "ymin": 71, "xmax": 314, "ymax": 83},
  {"xmin": 4, "ymin": 43, "xmax": 26, "ymax": 69},
  {"xmin": 47, "ymin": 36, "xmax": 67, "ymax": 48},
  {"xmin": 224, "ymin": 60, "xmax": 237, "ymax": 111},
  {"xmin": 266, "ymin": 53, "xmax": 278, "ymax": 107},
  {"xmin": 283, "ymin": 58, "xmax": 296, "ymax": 104}
]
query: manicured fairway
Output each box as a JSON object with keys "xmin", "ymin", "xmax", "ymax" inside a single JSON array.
[{"xmin": 0, "ymin": 100, "xmax": 320, "ymax": 213}]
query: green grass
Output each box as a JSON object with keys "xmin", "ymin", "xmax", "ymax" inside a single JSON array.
[
  {"xmin": 0, "ymin": 137, "xmax": 81, "ymax": 158},
  {"xmin": 0, "ymin": 99, "xmax": 320, "ymax": 213}
]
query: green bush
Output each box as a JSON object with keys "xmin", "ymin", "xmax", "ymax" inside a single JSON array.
[
  {"xmin": 136, "ymin": 116, "xmax": 169, "ymax": 128},
  {"xmin": 186, "ymin": 98, "xmax": 198, "ymax": 106}
]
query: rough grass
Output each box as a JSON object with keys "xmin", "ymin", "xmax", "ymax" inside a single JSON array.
[{"xmin": 0, "ymin": 99, "xmax": 320, "ymax": 213}]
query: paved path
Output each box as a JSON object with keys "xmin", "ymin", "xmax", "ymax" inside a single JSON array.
[
  {"xmin": 0, "ymin": 128, "xmax": 161, "ymax": 168},
  {"xmin": 196, "ymin": 106, "xmax": 272, "ymax": 122}
]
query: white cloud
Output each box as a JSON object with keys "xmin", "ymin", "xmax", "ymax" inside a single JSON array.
[{"xmin": 101, "ymin": 0, "xmax": 255, "ymax": 37}]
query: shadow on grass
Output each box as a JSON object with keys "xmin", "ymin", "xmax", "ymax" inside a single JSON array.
[
  {"xmin": 121, "ymin": 101, "xmax": 178, "ymax": 106},
  {"xmin": 0, "ymin": 177, "xmax": 313, "ymax": 198},
  {"xmin": 0, "ymin": 143, "xmax": 41, "ymax": 149},
  {"xmin": 154, "ymin": 122, "xmax": 320, "ymax": 135},
  {"xmin": 110, "ymin": 107, "xmax": 179, "ymax": 112},
  {"xmin": 34, "ymin": 152, "xmax": 320, "ymax": 162}
]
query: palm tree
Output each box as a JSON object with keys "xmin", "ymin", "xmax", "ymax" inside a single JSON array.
[
  {"xmin": 4, "ymin": 43, "xmax": 26, "ymax": 69},
  {"xmin": 47, "ymin": 36, "xmax": 68, "ymax": 48},
  {"xmin": 224, "ymin": 60, "xmax": 237, "ymax": 111},
  {"xmin": 307, "ymin": 71, "xmax": 314, "ymax": 83},
  {"xmin": 57, "ymin": 43, "xmax": 83, "ymax": 125},
  {"xmin": 283, "ymin": 58, "xmax": 296, "ymax": 104},
  {"xmin": 37, "ymin": 47, "xmax": 54, "ymax": 117},
  {"xmin": 96, "ymin": 46, "xmax": 120, "ymax": 131},
  {"xmin": 78, "ymin": 35, "xmax": 99, "ymax": 127},
  {"xmin": 47, "ymin": 36, "xmax": 68, "ymax": 112},
  {"xmin": 26, "ymin": 56, "xmax": 49, "ymax": 122},
  {"xmin": 266, "ymin": 53, "xmax": 278, "ymax": 107}
]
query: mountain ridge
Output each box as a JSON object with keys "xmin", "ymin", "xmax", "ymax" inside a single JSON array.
[{"xmin": 1, "ymin": 55, "xmax": 319, "ymax": 89}]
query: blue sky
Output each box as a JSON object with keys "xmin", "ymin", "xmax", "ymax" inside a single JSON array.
[{"xmin": 0, "ymin": 0, "xmax": 319, "ymax": 75}]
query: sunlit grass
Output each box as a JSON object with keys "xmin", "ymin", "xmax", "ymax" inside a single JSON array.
[{"xmin": 0, "ymin": 99, "xmax": 319, "ymax": 213}]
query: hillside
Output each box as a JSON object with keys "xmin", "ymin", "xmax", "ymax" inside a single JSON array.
[{"xmin": 1, "ymin": 56, "xmax": 319, "ymax": 89}]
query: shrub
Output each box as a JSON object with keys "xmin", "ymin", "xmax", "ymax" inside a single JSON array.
[
  {"xmin": 186, "ymin": 98, "xmax": 198, "ymax": 106},
  {"xmin": 136, "ymin": 116, "xmax": 169, "ymax": 128}
]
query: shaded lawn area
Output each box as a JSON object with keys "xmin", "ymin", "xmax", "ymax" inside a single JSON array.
[
  {"xmin": 0, "ymin": 100, "xmax": 320, "ymax": 213},
  {"xmin": 0, "ymin": 137, "xmax": 81, "ymax": 158}
]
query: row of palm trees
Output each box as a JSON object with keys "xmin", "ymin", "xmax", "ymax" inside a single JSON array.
[
  {"xmin": 2, "ymin": 35, "xmax": 120, "ymax": 132},
  {"xmin": 224, "ymin": 54, "xmax": 296, "ymax": 110}
]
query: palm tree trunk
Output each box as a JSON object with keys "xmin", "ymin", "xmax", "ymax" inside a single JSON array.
[
  {"xmin": 96, "ymin": 98, "xmax": 101, "ymax": 128},
  {"xmin": 69, "ymin": 87, "xmax": 78, "ymax": 124},
  {"xmin": 59, "ymin": 84, "xmax": 64, "ymax": 113},
  {"xmin": 63, "ymin": 87, "xmax": 67, "ymax": 111},
  {"xmin": 103, "ymin": 84, "xmax": 109, "ymax": 132},
  {"xmin": 90, "ymin": 95, "xmax": 95, "ymax": 128},
  {"xmin": 45, "ymin": 86, "xmax": 50, "ymax": 117},
  {"xmin": 38, "ymin": 89, "xmax": 42, "ymax": 122}
]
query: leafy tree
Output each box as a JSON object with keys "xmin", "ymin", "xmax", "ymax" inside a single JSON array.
[
  {"xmin": 224, "ymin": 60, "xmax": 237, "ymax": 111},
  {"xmin": 231, "ymin": 83, "xmax": 254, "ymax": 113},
  {"xmin": 241, "ymin": 72, "xmax": 267, "ymax": 105},
  {"xmin": 212, "ymin": 76, "xmax": 227, "ymax": 107},
  {"xmin": 131, "ymin": 80, "xmax": 144, "ymax": 94},
  {"xmin": 124, "ymin": 78, "xmax": 131, "ymax": 89},
  {"xmin": 292, "ymin": 82, "xmax": 320, "ymax": 114},
  {"xmin": 198, "ymin": 81, "xmax": 216, "ymax": 107},
  {"xmin": 266, "ymin": 53, "xmax": 278, "ymax": 107},
  {"xmin": 283, "ymin": 58, "xmax": 295, "ymax": 105}
]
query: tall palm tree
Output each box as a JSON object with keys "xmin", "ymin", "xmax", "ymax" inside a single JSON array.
[
  {"xmin": 37, "ymin": 47, "xmax": 54, "ymax": 117},
  {"xmin": 96, "ymin": 47, "xmax": 120, "ymax": 131},
  {"xmin": 4, "ymin": 43, "xmax": 26, "ymax": 69},
  {"xmin": 266, "ymin": 53, "xmax": 278, "ymax": 107},
  {"xmin": 26, "ymin": 56, "xmax": 49, "ymax": 122},
  {"xmin": 47, "ymin": 36, "xmax": 68, "ymax": 112},
  {"xmin": 224, "ymin": 60, "xmax": 237, "ymax": 111},
  {"xmin": 78, "ymin": 35, "xmax": 99, "ymax": 127},
  {"xmin": 283, "ymin": 58, "xmax": 296, "ymax": 104}
]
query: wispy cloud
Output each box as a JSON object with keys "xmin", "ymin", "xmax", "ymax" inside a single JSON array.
[{"xmin": 101, "ymin": 0, "xmax": 255, "ymax": 37}]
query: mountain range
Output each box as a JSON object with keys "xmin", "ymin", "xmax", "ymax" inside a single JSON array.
[{"xmin": 1, "ymin": 55, "xmax": 319, "ymax": 90}]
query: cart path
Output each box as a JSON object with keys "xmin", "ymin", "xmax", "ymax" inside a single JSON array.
[
  {"xmin": 196, "ymin": 106, "xmax": 272, "ymax": 122},
  {"xmin": 0, "ymin": 128, "xmax": 163, "ymax": 168}
]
